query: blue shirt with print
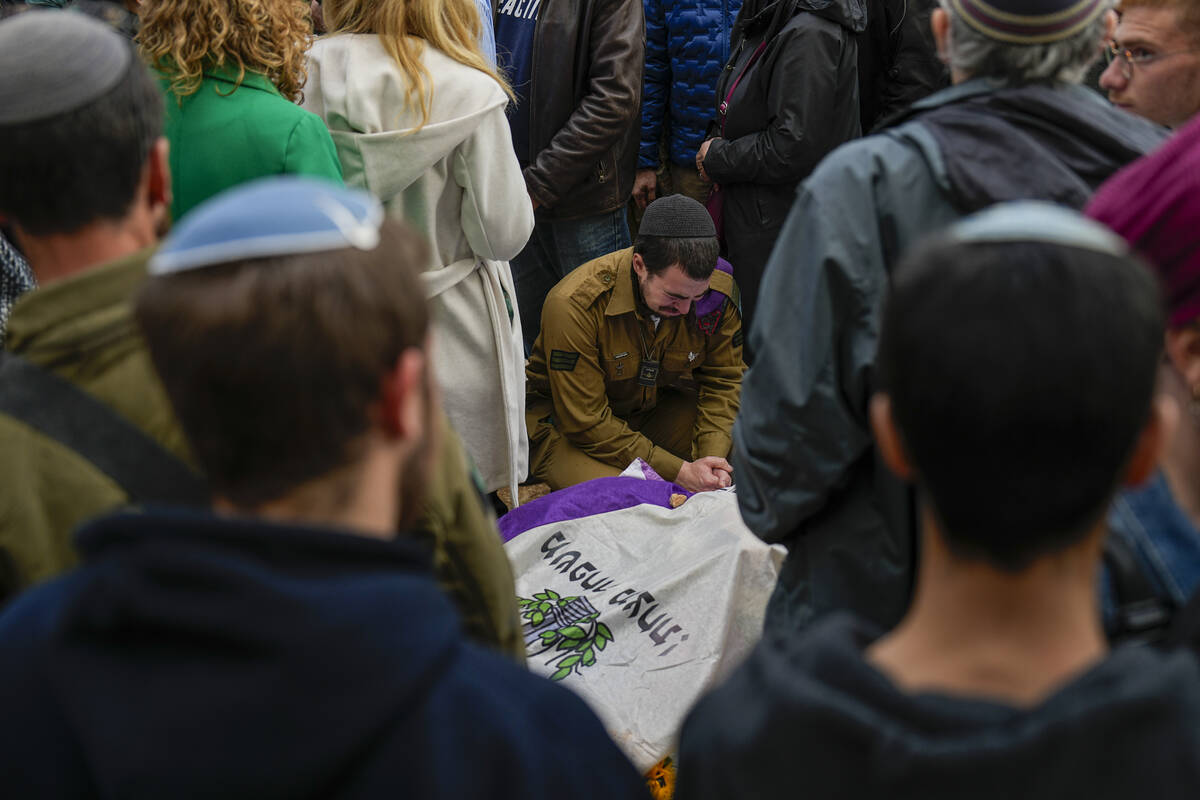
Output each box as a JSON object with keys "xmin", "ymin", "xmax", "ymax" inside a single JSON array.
[{"xmin": 494, "ymin": 0, "xmax": 541, "ymax": 167}]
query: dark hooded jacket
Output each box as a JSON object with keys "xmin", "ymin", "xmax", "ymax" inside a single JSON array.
[
  {"xmin": 733, "ymin": 80, "xmax": 1166, "ymax": 637},
  {"xmin": 677, "ymin": 613, "xmax": 1200, "ymax": 799},
  {"xmin": 856, "ymin": 0, "xmax": 947, "ymax": 131},
  {"xmin": 702, "ymin": 0, "xmax": 866, "ymax": 331},
  {"xmin": 0, "ymin": 508, "xmax": 648, "ymax": 799}
]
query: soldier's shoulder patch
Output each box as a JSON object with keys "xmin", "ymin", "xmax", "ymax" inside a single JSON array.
[
  {"xmin": 732, "ymin": 328, "xmax": 744, "ymax": 349},
  {"xmin": 549, "ymin": 349, "xmax": 581, "ymax": 371},
  {"xmin": 697, "ymin": 305, "xmax": 724, "ymax": 336}
]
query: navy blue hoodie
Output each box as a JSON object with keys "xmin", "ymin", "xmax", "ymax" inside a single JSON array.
[{"xmin": 0, "ymin": 509, "xmax": 648, "ymax": 799}]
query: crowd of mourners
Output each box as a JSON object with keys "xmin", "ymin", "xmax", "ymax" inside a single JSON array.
[{"xmin": 3, "ymin": 0, "xmax": 1200, "ymax": 795}]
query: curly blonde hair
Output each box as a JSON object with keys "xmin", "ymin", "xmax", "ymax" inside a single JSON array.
[
  {"xmin": 324, "ymin": 0, "xmax": 513, "ymax": 130},
  {"xmin": 138, "ymin": 0, "xmax": 312, "ymax": 102}
]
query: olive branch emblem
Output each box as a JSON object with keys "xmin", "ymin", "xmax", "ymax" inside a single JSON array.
[{"xmin": 517, "ymin": 589, "xmax": 614, "ymax": 682}]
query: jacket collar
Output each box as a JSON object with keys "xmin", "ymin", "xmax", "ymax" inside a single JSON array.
[
  {"xmin": 878, "ymin": 78, "xmax": 1008, "ymax": 131},
  {"xmin": 605, "ymin": 249, "xmax": 639, "ymax": 318},
  {"xmin": 879, "ymin": 78, "xmax": 1119, "ymax": 136},
  {"xmin": 203, "ymin": 63, "xmax": 282, "ymax": 97},
  {"xmin": 76, "ymin": 506, "xmax": 433, "ymax": 571},
  {"xmin": 911, "ymin": 78, "xmax": 1003, "ymax": 110},
  {"xmin": 5, "ymin": 247, "xmax": 153, "ymax": 357}
]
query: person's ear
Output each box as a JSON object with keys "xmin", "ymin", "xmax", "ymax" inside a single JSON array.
[
  {"xmin": 931, "ymin": 8, "xmax": 951, "ymax": 64},
  {"xmin": 632, "ymin": 252, "xmax": 647, "ymax": 281},
  {"xmin": 147, "ymin": 137, "xmax": 172, "ymax": 234},
  {"xmin": 1123, "ymin": 394, "xmax": 1178, "ymax": 487},
  {"xmin": 379, "ymin": 346, "xmax": 427, "ymax": 442},
  {"xmin": 870, "ymin": 394, "xmax": 915, "ymax": 482},
  {"xmin": 1165, "ymin": 325, "xmax": 1200, "ymax": 394},
  {"xmin": 1102, "ymin": 8, "xmax": 1117, "ymax": 42}
]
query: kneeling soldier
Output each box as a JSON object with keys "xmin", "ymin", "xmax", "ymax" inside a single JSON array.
[{"xmin": 526, "ymin": 195, "xmax": 745, "ymax": 493}]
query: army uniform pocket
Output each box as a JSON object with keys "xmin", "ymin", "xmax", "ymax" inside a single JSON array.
[{"xmin": 662, "ymin": 347, "xmax": 701, "ymax": 389}]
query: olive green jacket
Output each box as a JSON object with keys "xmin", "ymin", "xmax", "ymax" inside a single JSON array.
[
  {"xmin": 160, "ymin": 66, "xmax": 344, "ymax": 221},
  {"xmin": 0, "ymin": 251, "xmax": 523, "ymax": 659},
  {"xmin": 0, "ymin": 249, "xmax": 189, "ymax": 590}
]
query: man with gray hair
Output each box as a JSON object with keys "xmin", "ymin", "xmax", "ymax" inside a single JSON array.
[{"xmin": 733, "ymin": 0, "xmax": 1165, "ymax": 638}]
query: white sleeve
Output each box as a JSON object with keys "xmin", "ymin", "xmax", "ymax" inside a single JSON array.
[{"xmin": 453, "ymin": 101, "xmax": 535, "ymax": 262}]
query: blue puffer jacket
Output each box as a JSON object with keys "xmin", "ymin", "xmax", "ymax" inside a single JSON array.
[{"xmin": 640, "ymin": 0, "xmax": 742, "ymax": 169}]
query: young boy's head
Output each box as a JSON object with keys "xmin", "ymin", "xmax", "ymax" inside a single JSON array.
[{"xmin": 873, "ymin": 203, "xmax": 1166, "ymax": 571}]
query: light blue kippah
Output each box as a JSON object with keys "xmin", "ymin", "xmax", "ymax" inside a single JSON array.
[
  {"xmin": 947, "ymin": 201, "xmax": 1129, "ymax": 257},
  {"xmin": 150, "ymin": 177, "xmax": 384, "ymax": 276}
]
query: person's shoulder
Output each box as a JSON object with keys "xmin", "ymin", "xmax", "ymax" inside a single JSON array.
[
  {"xmin": 547, "ymin": 250, "xmax": 625, "ymax": 310},
  {"xmin": 809, "ymin": 125, "xmax": 927, "ymax": 186},
  {"xmin": 215, "ymin": 74, "xmax": 315, "ymax": 129},
  {"xmin": 426, "ymin": 53, "xmax": 510, "ymax": 122},
  {"xmin": 781, "ymin": 8, "xmax": 851, "ymax": 35},
  {"xmin": 422, "ymin": 45, "xmax": 506, "ymax": 97},
  {"xmin": 425, "ymin": 642, "xmax": 647, "ymax": 797},
  {"xmin": 307, "ymin": 31, "xmax": 380, "ymax": 62},
  {"xmin": 678, "ymin": 614, "xmax": 879, "ymax": 790},
  {"xmin": 684, "ymin": 613, "xmax": 877, "ymax": 737},
  {"xmin": 0, "ymin": 568, "xmax": 93, "ymax": 672},
  {"xmin": 707, "ymin": 266, "xmax": 737, "ymax": 303},
  {"xmin": 1087, "ymin": 644, "xmax": 1200, "ymax": 716}
]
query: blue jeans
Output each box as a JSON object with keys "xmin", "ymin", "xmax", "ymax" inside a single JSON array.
[
  {"xmin": 1102, "ymin": 470, "xmax": 1200, "ymax": 632},
  {"xmin": 512, "ymin": 208, "xmax": 631, "ymax": 350}
]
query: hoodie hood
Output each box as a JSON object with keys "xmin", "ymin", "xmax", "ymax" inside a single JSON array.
[
  {"xmin": 303, "ymin": 33, "xmax": 509, "ymax": 204},
  {"xmin": 737, "ymin": 0, "xmax": 867, "ymax": 37},
  {"xmin": 42, "ymin": 509, "xmax": 459, "ymax": 798}
]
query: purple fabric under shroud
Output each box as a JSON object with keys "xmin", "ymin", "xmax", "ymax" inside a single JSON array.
[
  {"xmin": 499, "ymin": 476, "xmax": 692, "ymax": 542},
  {"xmin": 693, "ymin": 257, "xmax": 733, "ymax": 319}
]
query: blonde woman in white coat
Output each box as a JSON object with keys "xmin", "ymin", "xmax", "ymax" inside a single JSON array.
[{"xmin": 304, "ymin": 0, "xmax": 534, "ymax": 499}]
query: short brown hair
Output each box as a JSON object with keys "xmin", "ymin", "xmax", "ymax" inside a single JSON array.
[
  {"xmin": 1118, "ymin": 0, "xmax": 1200, "ymax": 41},
  {"xmin": 135, "ymin": 220, "xmax": 430, "ymax": 507}
]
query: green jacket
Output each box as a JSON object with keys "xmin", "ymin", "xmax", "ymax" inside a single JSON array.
[
  {"xmin": 0, "ymin": 252, "xmax": 523, "ymax": 660},
  {"xmin": 160, "ymin": 66, "xmax": 343, "ymax": 221}
]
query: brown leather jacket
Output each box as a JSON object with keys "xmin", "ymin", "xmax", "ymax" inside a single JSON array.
[{"xmin": 514, "ymin": 0, "xmax": 645, "ymax": 220}]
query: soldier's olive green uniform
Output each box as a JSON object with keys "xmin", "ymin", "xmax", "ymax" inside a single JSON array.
[{"xmin": 526, "ymin": 248, "xmax": 745, "ymax": 488}]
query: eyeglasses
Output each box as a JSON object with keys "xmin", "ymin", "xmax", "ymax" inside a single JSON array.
[{"xmin": 1103, "ymin": 41, "xmax": 1200, "ymax": 81}]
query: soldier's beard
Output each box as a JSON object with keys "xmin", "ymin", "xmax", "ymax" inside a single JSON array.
[{"xmin": 635, "ymin": 269, "xmax": 684, "ymax": 317}]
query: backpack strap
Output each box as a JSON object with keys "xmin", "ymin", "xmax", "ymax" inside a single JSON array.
[
  {"xmin": 0, "ymin": 352, "xmax": 207, "ymax": 506},
  {"xmin": 1103, "ymin": 530, "xmax": 1173, "ymax": 646},
  {"xmin": 1166, "ymin": 585, "xmax": 1200, "ymax": 652}
]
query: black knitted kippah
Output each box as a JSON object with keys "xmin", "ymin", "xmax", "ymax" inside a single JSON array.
[{"xmin": 639, "ymin": 194, "xmax": 717, "ymax": 238}]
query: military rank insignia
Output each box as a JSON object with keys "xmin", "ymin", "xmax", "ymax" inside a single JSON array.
[{"xmin": 549, "ymin": 349, "xmax": 580, "ymax": 371}]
